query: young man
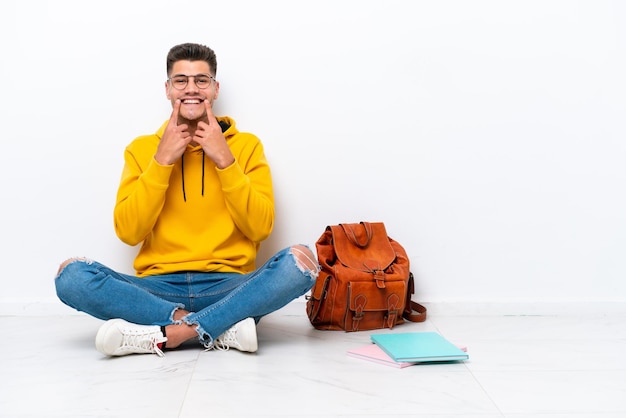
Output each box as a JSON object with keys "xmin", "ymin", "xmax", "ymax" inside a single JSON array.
[{"xmin": 55, "ymin": 43, "xmax": 319, "ymax": 357}]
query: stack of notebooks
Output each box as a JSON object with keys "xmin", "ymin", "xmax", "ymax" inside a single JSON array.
[{"xmin": 347, "ymin": 332, "xmax": 469, "ymax": 368}]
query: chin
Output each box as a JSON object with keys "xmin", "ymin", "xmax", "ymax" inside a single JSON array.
[{"xmin": 181, "ymin": 110, "xmax": 206, "ymax": 121}]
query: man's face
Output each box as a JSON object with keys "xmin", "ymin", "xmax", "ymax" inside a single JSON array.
[{"xmin": 165, "ymin": 60, "xmax": 220, "ymax": 122}]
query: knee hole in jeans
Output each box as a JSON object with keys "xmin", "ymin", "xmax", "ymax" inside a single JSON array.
[
  {"xmin": 56, "ymin": 257, "xmax": 91, "ymax": 276},
  {"xmin": 290, "ymin": 245, "xmax": 320, "ymax": 277}
]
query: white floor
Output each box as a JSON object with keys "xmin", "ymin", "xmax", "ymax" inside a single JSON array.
[{"xmin": 1, "ymin": 301, "xmax": 625, "ymax": 418}]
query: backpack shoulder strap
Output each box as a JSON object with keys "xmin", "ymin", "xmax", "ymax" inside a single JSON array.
[
  {"xmin": 403, "ymin": 272, "xmax": 427, "ymax": 322},
  {"xmin": 403, "ymin": 300, "xmax": 427, "ymax": 322}
]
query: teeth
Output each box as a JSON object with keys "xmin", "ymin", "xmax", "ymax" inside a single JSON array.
[{"xmin": 183, "ymin": 100, "xmax": 201, "ymax": 104}]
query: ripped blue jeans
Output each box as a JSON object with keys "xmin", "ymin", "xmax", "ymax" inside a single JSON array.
[{"xmin": 55, "ymin": 245, "xmax": 319, "ymax": 347}]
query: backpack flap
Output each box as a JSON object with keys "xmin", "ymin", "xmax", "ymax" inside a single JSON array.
[{"xmin": 331, "ymin": 222, "xmax": 396, "ymax": 287}]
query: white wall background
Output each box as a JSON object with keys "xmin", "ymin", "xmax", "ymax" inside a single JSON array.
[{"xmin": 1, "ymin": 0, "xmax": 625, "ymax": 315}]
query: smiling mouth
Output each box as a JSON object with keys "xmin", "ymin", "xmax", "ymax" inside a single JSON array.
[{"xmin": 182, "ymin": 99, "xmax": 202, "ymax": 104}]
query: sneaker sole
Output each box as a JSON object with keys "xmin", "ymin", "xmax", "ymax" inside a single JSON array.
[
  {"xmin": 239, "ymin": 318, "xmax": 258, "ymax": 353},
  {"xmin": 95, "ymin": 318, "xmax": 125, "ymax": 356}
]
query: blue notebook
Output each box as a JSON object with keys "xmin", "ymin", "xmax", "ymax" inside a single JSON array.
[{"xmin": 370, "ymin": 332, "xmax": 469, "ymax": 363}]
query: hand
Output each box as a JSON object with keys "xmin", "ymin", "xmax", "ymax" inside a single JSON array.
[
  {"xmin": 194, "ymin": 100, "xmax": 235, "ymax": 169},
  {"xmin": 154, "ymin": 100, "xmax": 193, "ymax": 165}
]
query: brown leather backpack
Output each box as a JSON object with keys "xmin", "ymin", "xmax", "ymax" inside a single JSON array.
[{"xmin": 306, "ymin": 222, "xmax": 427, "ymax": 331}]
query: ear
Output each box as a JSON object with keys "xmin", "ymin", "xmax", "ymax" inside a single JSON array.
[
  {"xmin": 165, "ymin": 80, "xmax": 172, "ymax": 100},
  {"xmin": 213, "ymin": 81, "xmax": 220, "ymax": 101}
]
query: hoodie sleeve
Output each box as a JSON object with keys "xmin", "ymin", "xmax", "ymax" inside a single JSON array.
[
  {"xmin": 216, "ymin": 135, "xmax": 274, "ymax": 243},
  {"xmin": 113, "ymin": 136, "xmax": 173, "ymax": 246}
]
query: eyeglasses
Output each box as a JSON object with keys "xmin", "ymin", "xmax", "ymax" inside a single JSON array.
[{"xmin": 167, "ymin": 74, "xmax": 215, "ymax": 90}]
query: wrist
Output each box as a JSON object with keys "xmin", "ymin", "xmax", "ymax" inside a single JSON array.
[
  {"xmin": 154, "ymin": 154, "xmax": 174, "ymax": 166},
  {"xmin": 216, "ymin": 156, "xmax": 235, "ymax": 170}
]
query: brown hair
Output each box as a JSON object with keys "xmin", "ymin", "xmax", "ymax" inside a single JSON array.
[{"xmin": 166, "ymin": 43, "xmax": 217, "ymax": 77}]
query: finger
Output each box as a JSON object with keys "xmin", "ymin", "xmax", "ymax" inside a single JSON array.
[
  {"xmin": 169, "ymin": 100, "xmax": 181, "ymax": 126},
  {"xmin": 195, "ymin": 121, "xmax": 208, "ymax": 132},
  {"xmin": 204, "ymin": 100, "xmax": 216, "ymax": 121}
]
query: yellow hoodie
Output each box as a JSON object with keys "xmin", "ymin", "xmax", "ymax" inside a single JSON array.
[{"xmin": 113, "ymin": 116, "xmax": 274, "ymax": 277}]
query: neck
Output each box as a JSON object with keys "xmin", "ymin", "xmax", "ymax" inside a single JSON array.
[{"xmin": 179, "ymin": 115, "xmax": 209, "ymax": 140}]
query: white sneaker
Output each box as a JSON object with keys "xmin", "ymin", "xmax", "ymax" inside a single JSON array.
[
  {"xmin": 95, "ymin": 319, "xmax": 167, "ymax": 357},
  {"xmin": 212, "ymin": 318, "xmax": 258, "ymax": 352}
]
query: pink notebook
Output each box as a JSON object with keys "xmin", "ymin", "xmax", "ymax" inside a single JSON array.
[
  {"xmin": 347, "ymin": 344, "xmax": 417, "ymax": 368},
  {"xmin": 348, "ymin": 343, "xmax": 468, "ymax": 368}
]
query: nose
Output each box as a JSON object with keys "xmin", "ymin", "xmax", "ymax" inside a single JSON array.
[{"xmin": 184, "ymin": 76, "xmax": 199, "ymax": 92}]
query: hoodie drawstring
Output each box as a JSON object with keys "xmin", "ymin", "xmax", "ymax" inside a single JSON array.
[
  {"xmin": 201, "ymin": 151, "xmax": 205, "ymax": 197},
  {"xmin": 180, "ymin": 151, "xmax": 206, "ymax": 202},
  {"xmin": 181, "ymin": 154, "xmax": 187, "ymax": 202}
]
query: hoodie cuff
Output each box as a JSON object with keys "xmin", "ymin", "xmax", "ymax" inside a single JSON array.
[
  {"xmin": 145, "ymin": 157, "xmax": 175, "ymax": 189},
  {"xmin": 215, "ymin": 159, "xmax": 246, "ymax": 191}
]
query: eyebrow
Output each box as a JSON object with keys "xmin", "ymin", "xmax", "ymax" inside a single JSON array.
[{"xmin": 171, "ymin": 73, "xmax": 212, "ymax": 77}]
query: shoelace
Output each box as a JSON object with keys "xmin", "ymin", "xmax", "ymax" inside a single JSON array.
[
  {"xmin": 204, "ymin": 327, "xmax": 238, "ymax": 352},
  {"xmin": 120, "ymin": 330, "xmax": 167, "ymax": 357}
]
